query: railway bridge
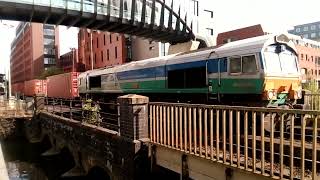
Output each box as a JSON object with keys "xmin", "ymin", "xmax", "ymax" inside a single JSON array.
[{"xmin": 11, "ymin": 95, "xmax": 319, "ymax": 179}]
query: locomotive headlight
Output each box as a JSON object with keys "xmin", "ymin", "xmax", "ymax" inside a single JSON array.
[{"xmin": 268, "ymin": 91, "xmax": 275, "ymax": 100}]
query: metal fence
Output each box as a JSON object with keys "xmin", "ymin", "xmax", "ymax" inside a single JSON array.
[
  {"xmin": 44, "ymin": 97, "xmax": 120, "ymax": 133},
  {"xmin": 149, "ymin": 102, "xmax": 320, "ymax": 180},
  {"xmin": 304, "ymin": 93, "xmax": 320, "ymax": 111}
]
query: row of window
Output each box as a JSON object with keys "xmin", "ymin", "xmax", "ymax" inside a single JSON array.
[
  {"xmin": 88, "ymin": 47, "xmax": 119, "ymax": 65},
  {"xmin": 296, "ymin": 24, "xmax": 320, "ymax": 33},
  {"xmin": 301, "ymin": 32, "xmax": 320, "ymax": 39},
  {"xmin": 301, "ymin": 68, "xmax": 320, "ymax": 76},
  {"xmin": 300, "ymin": 54, "xmax": 320, "ymax": 63}
]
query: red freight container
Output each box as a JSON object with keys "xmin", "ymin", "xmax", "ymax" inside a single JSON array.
[
  {"xmin": 24, "ymin": 79, "xmax": 47, "ymax": 96},
  {"xmin": 47, "ymin": 72, "xmax": 79, "ymax": 99}
]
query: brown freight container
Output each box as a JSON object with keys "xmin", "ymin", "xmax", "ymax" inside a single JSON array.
[
  {"xmin": 47, "ymin": 72, "xmax": 79, "ymax": 99},
  {"xmin": 24, "ymin": 79, "xmax": 47, "ymax": 96}
]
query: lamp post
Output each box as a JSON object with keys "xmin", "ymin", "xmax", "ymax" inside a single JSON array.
[
  {"xmin": 70, "ymin": 47, "xmax": 75, "ymax": 72},
  {"xmin": 90, "ymin": 29, "xmax": 94, "ymax": 70}
]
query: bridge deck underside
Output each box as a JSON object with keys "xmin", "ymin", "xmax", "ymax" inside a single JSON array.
[{"xmin": 0, "ymin": 0, "xmax": 194, "ymax": 43}]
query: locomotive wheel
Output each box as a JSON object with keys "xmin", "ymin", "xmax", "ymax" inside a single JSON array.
[{"xmin": 264, "ymin": 105, "xmax": 292, "ymax": 136}]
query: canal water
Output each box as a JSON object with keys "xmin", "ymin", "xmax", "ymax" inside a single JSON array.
[
  {"xmin": 0, "ymin": 137, "xmax": 179, "ymax": 180},
  {"xmin": 1, "ymin": 136, "xmax": 84, "ymax": 180}
]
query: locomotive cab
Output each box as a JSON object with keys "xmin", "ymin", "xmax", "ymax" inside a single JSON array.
[{"xmin": 261, "ymin": 41, "xmax": 301, "ymax": 107}]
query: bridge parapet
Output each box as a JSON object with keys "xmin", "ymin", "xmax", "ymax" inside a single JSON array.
[
  {"xmin": 149, "ymin": 102, "xmax": 320, "ymax": 180},
  {"xmin": 29, "ymin": 95, "xmax": 151, "ymax": 179}
]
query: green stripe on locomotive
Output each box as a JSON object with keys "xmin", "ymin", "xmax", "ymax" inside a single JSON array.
[
  {"xmin": 120, "ymin": 80, "xmax": 208, "ymax": 94},
  {"xmin": 209, "ymin": 78, "xmax": 264, "ymax": 94},
  {"xmin": 118, "ymin": 78, "xmax": 264, "ymax": 94}
]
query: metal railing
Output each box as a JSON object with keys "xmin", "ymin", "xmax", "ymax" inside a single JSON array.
[
  {"xmin": 44, "ymin": 97, "xmax": 120, "ymax": 133},
  {"xmin": 304, "ymin": 93, "xmax": 320, "ymax": 111},
  {"xmin": 149, "ymin": 102, "xmax": 320, "ymax": 180}
]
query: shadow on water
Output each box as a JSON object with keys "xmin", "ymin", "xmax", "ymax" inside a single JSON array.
[
  {"xmin": 0, "ymin": 136, "xmax": 85, "ymax": 180},
  {"xmin": 0, "ymin": 137, "xmax": 180, "ymax": 180}
]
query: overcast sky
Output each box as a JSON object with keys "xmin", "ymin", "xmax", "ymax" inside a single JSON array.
[{"xmin": 0, "ymin": 0, "xmax": 320, "ymax": 74}]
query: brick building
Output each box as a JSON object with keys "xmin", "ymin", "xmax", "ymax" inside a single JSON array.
[
  {"xmin": 288, "ymin": 34, "xmax": 320, "ymax": 83},
  {"xmin": 10, "ymin": 22, "xmax": 59, "ymax": 84},
  {"xmin": 59, "ymin": 49, "xmax": 85, "ymax": 73},
  {"xmin": 216, "ymin": 24, "xmax": 266, "ymax": 46},
  {"xmin": 78, "ymin": 29, "xmax": 129, "ymax": 70}
]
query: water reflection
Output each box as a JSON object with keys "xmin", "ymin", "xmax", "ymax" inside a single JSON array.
[{"xmin": 7, "ymin": 161, "xmax": 47, "ymax": 180}]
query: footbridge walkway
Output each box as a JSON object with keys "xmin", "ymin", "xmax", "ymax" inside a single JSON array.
[{"xmin": 0, "ymin": 0, "xmax": 194, "ymax": 43}]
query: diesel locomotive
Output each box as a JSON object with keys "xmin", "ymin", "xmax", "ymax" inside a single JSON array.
[{"xmin": 78, "ymin": 34, "xmax": 302, "ymax": 108}]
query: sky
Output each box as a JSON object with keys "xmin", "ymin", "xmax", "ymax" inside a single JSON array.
[{"xmin": 0, "ymin": 0, "xmax": 320, "ymax": 75}]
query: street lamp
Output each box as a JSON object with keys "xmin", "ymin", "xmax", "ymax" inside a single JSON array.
[{"xmin": 70, "ymin": 47, "xmax": 75, "ymax": 72}]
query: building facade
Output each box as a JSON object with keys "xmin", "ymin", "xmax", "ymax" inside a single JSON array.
[
  {"xmin": 78, "ymin": 29, "xmax": 128, "ymax": 70},
  {"xmin": 216, "ymin": 24, "xmax": 266, "ymax": 46},
  {"xmin": 288, "ymin": 21, "xmax": 320, "ymax": 42},
  {"xmin": 59, "ymin": 49, "xmax": 85, "ymax": 73},
  {"xmin": 288, "ymin": 34, "xmax": 320, "ymax": 83},
  {"xmin": 10, "ymin": 22, "xmax": 59, "ymax": 84}
]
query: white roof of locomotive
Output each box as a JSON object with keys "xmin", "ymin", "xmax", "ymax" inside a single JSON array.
[{"xmin": 80, "ymin": 34, "xmax": 293, "ymax": 77}]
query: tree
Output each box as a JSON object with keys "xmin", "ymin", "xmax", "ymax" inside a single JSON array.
[{"xmin": 37, "ymin": 67, "xmax": 64, "ymax": 79}]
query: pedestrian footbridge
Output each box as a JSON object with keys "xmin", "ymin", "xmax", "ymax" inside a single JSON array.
[{"xmin": 0, "ymin": 0, "xmax": 194, "ymax": 43}]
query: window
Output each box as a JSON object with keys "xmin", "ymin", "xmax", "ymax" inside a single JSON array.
[
  {"xmin": 94, "ymin": 53, "xmax": 96, "ymax": 64},
  {"xmin": 89, "ymin": 76, "xmax": 101, "ymax": 89},
  {"xmin": 311, "ymin": 25, "xmax": 316, "ymax": 30},
  {"xmin": 44, "ymin": 58, "xmax": 55, "ymax": 65},
  {"xmin": 306, "ymin": 54, "xmax": 308, "ymax": 61},
  {"xmin": 101, "ymin": 51, "xmax": 104, "ymax": 62},
  {"xmin": 191, "ymin": 0, "xmax": 199, "ymax": 16},
  {"xmin": 230, "ymin": 57, "xmax": 241, "ymax": 73},
  {"xmin": 204, "ymin": 9, "xmax": 213, "ymax": 18},
  {"xmin": 230, "ymin": 55, "xmax": 257, "ymax": 74},
  {"xmin": 301, "ymin": 54, "xmax": 304, "ymax": 60},
  {"xmin": 104, "ymin": 35, "xmax": 106, "ymax": 46},
  {"xmin": 242, "ymin": 55, "xmax": 257, "ymax": 73},
  {"xmin": 303, "ymin": 26, "xmax": 309, "ymax": 31},
  {"xmin": 312, "ymin": 56, "xmax": 314, "ymax": 62},
  {"xmin": 206, "ymin": 28, "xmax": 214, "ymax": 36},
  {"xmin": 44, "ymin": 29, "xmax": 54, "ymax": 35},
  {"xmin": 296, "ymin": 28, "xmax": 300, "ymax": 33},
  {"xmin": 107, "ymin": 49, "xmax": 110, "ymax": 60},
  {"xmin": 44, "ymin": 38, "xmax": 54, "ymax": 45},
  {"xmin": 117, "ymin": 36, "xmax": 119, "ymax": 41},
  {"xmin": 109, "ymin": 34, "xmax": 112, "ymax": 43},
  {"xmin": 115, "ymin": 47, "xmax": 118, "ymax": 58},
  {"xmin": 303, "ymin": 34, "xmax": 309, "ymax": 38},
  {"xmin": 97, "ymin": 38, "xmax": 99, "ymax": 48},
  {"xmin": 311, "ymin": 33, "xmax": 316, "ymax": 38}
]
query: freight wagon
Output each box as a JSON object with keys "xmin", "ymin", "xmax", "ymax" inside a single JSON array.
[
  {"xmin": 47, "ymin": 72, "xmax": 79, "ymax": 99},
  {"xmin": 24, "ymin": 79, "xmax": 47, "ymax": 97}
]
